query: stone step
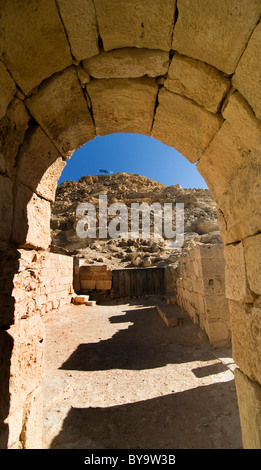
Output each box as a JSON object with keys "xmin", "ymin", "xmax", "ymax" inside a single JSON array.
[
  {"xmin": 72, "ymin": 294, "xmax": 89, "ymax": 304},
  {"xmin": 156, "ymin": 303, "xmax": 185, "ymax": 328},
  {"xmin": 71, "ymin": 295, "xmax": 96, "ymax": 307}
]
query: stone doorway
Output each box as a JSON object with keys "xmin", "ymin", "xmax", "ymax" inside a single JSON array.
[{"xmin": 0, "ymin": 0, "xmax": 260, "ymax": 449}]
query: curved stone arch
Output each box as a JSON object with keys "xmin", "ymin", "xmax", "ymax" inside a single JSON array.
[{"xmin": 0, "ymin": 0, "xmax": 260, "ymax": 449}]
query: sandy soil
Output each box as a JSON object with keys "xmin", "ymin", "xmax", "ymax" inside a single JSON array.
[{"xmin": 42, "ymin": 296, "xmax": 242, "ymax": 449}]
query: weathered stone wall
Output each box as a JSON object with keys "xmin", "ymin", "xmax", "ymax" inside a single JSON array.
[
  {"xmin": 0, "ymin": 249, "xmax": 73, "ymax": 449},
  {"xmin": 224, "ymin": 236, "xmax": 261, "ymax": 448},
  {"xmin": 74, "ymin": 259, "xmax": 112, "ymax": 293},
  {"xmin": 12, "ymin": 250, "xmax": 74, "ymax": 318},
  {"xmin": 177, "ymin": 245, "xmax": 230, "ymax": 347},
  {"xmin": 0, "ymin": 0, "xmax": 260, "ymax": 450}
]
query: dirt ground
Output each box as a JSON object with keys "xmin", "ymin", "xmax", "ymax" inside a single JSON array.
[{"xmin": 42, "ymin": 296, "xmax": 242, "ymax": 449}]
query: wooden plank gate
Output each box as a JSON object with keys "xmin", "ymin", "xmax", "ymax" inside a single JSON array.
[{"xmin": 112, "ymin": 267, "xmax": 165, "ymax": 298}]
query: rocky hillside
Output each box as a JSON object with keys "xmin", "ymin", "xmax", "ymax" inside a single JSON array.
[{"xmin": 50, "ymin": 173, "xmax": 221, "ymax": 269}]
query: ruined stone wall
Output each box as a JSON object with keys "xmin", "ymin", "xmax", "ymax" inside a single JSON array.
[
  {"xmin": 12, "ymin": 250, "xmax": 74, "ymax": 318},
  {"xmin": 0, "ymin": 0, "xmax": 260, "ymax": 450},
  {"xmin": 0, "ymin": 249, "xmax": 73, "ymax": 449},
  {"xmin": 74, "ymin": 259, "xmax": 112, "ymax": 293},
  {"xmin": 176, "ymin": 245, "xmax": 230, "ymax": 347}
]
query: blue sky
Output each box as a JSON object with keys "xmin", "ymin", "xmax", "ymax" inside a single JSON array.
[{"xmin": 58, "ymin": 133, "xmax": 208, "ymax": 189}]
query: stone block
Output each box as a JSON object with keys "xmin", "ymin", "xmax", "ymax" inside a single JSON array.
[
  {"xmin": 152, "ymin": 88, "xmax": 223, "ymax": 163},
  {"xmin": 72, "ymin": 295, "xmax": 89, "ymax": 304},
  {"xmin": 0, "ymin": 175, "xmax": 13, "ymax": 242},
  {"xmin": 204, "ymin": 319, "xmax": 230, "ymax": 347},
  {"xmin": 172, "ymin": 0, "xmax": 261, "ymax": 74},
  {"xmin": 0, "ymin": 99, "xmax": 29, "ymax": 177},
  {"xmin": 80, "ymin": 280, "xmax": 96, "ymax": 291},
  {"xmin": 0, "ymin": 0, "xmax": 72, "ymax": 95},
  {"xmin": 165, "ymin": 53, "xmax": 230, "ymax": 113},
  {"xmin": 12, "ymin": 184, "xmax": 51, "ymax": 250},
  {"xmin": 230, "ymin": 300, "xmax": 261, "ymax": 385},
  {"xmin": 26, "ymin": 66, "xmax": 95, "ymax": 158},
  {"xmin": 94, "ymin": 0, "xmax": 176, "ymax": 51},
  {"xmin": 223, "ymin": 146, "xmax": 261, "ymax": 244},
  {"xmin": 17, "ymin": 126, "xmax": 65, "ymax": 202},
  {"xmin": 80, "ymin": 265, "xmax": 109, "ymax": 276},
  {"xmin": 87, "ymin": 271, "xmax": 112, "ymax": 281},
  {"xmin": 6, "ymin": 315, "xmax": 45, "ymax": 416},
  {"xmin": 197, "ymin": 121, "xmax": 250, "ymax": 202},
  {"xmin": 0, "ymin": 62, "xmax": 16, "ymax": 120},
  {"xmin": 83, "ymin": 48, "xmax": 169, "ymax": 79},
  {"xmin": 196, "ymin": 293, "xmax": 205, "ymax": 314},
  {"xmin": 191, "ymin": 260, "xmax": 202, "ymax": 278},
  {"xmin": 204, "ymin": 295, "xmax": 230, "ymax": 321},
  {"xmin": 200, "ymin": 258, "xmax": 225, "ymax": 278},
  {"xmin": 191, "ymin": 276, "xmax": 204, "ymax": 295},
  {"xmin": 233, "ymin": 22, "xmax": 261, "ymax": 120},
  {"xmin": 59, "ymin": 297, "xmax": 71, "ymax": 308},
  {"xmin": 195, "ymin": 244, "xmax": 225, "ymax": 260},
  {"xmin": 87, "ymin": 77, "xmax": 158, "ymax": 136},
  {"xmin": 95, "ymin": 280, "xmax": 112, "ymax": 290},
  {"xmin": 244, "ymin": 233, "xmax": 261, "ymax": 296},
  {"xmin": 202, "ymin": 276, "xmax": 225, "ymax": 296},
  {"xmin": 234, "ymin": 368, "xmax": 261, "ymax": 449},
  {"xmin": 224, "ymin": 243, "xmax": 253, "ymax": 303},
  {"xmin": 56, "ymin": 0, "xmax": 99, "ymax": 61},
  {"xmin": 222, "ymin": 91, "xmax": 261, "ymax": 151}
]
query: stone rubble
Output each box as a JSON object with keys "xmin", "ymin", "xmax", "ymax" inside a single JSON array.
[{"xmin": 51, "ymin": 172, "xmax": 221, "ymax": 271}]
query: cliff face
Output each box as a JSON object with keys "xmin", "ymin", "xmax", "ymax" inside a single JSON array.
[{"xmin": 50, "ymin": 172, "xmax": 221, "ymax": 269}]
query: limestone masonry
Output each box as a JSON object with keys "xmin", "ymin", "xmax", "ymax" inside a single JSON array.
[{"xmin": 0, "ymin": 0, "xmax": 260, "ymax": 450}]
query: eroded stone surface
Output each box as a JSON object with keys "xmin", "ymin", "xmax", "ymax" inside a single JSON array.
[
  {"xmin": 152, "ymin": 88, "xmax": 223, "ymax": 163},
  {"xmin": 83, "ymin": 48, "xmax": 169, "ymax": 79},
  {"xmin": 20, "ymin": 386, "xmax": 43, "ymax": 449},
  {"xmin": 0, "ymin": 99, "xmax": 29, "ymax": 177},
  {"xmin": 177, "ymin": 244, "xmax": 230, "ymax": 347},
  {"xmin": 172, "ymin": 0, "xmax": 261, "ymax": 74},
  {"xmin": 56, "ymin": 0, "xmax": 99, "ymax": 61},
  {"xmin": 197, "ymin": 121, "xmax": 250, "ymax": 202},
  {"xmin": 87, "ymin": 77, "xmax": 158, "ymax": 136},
  {"xmin": 224, "ymin": 243, "xmax": 253, "ymax": 303},
  {"xmin": 222, "ymin": 91, "xmax": 261, "ymax": 150},
  {"xmin": 211, "ymin": 146, "xmax": 261, "ymax": 244},
  {"xmin": 26, "ymin": 67, "xmax": 95, "ymax": 158},
  {"xmin": 0, "ymin": 175, "xmax": 13, "ymax": 242},
  {"xmin": 7, "ymin": 315, "xmax": 45, "ymax": 415},
  {"xmin": 94, "ymin": 0, "xmax": 176, "ymax": 51},
  {"xmin": 230, "ymin": 300, "xmax": 261, "ymax": 385},
  {"xmin": 12, "ymin": 185, "xmax": 51, "ymax": 250},
  {"xmin": 0, "ymin": 0, "xmax": 72, "ymax": 95},
  {"xmin": 0, "ymin": 62, "xmax": 16, "ymax": 120},
  {"xmin": 244, "ymin": 233, "xmax": 261, "ymax": 296},
  {"xmin": 165, "ymin": 53, "xmax": 230, "ymax": 113},
  {"xmin": 17, "ymin": 126, "xmax": 65, "ymax": 202},
  {"xmin": 233, "ymin": 21, "xmax": 261, "ymax": 120},
  {"xmin": 235, "ymin": 368, "xmax": 261, "ymax": 449}
]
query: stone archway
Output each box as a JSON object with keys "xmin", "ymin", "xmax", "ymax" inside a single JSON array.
[{"xmin": 0, "ymin": 0, "xmax": 260, "ymax": 449}]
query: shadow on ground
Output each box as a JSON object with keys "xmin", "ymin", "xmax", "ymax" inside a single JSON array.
[
  {"xmin": 50, "ymin": 381, "xmax": 242, "ymax": 449},
  {"xmin": 60, "ymin": 305, "xmax": 216, "ymax": 371}
]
